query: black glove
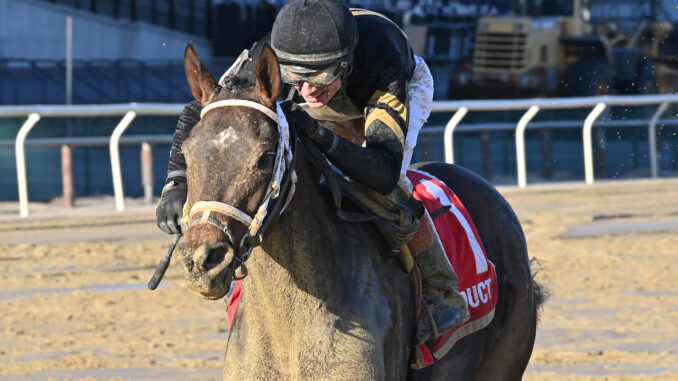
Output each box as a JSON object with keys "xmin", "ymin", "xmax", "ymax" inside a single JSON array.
[
  {"xmin": 281, "ymin": 101, "xmax": 320, "ymax": 138},
  {"xmin": 156, "ymin": 181, "xmax": 187, "ymax": 235}
]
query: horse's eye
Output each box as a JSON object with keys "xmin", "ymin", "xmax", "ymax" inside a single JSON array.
[{"xmin": 257, "ymin": 152, "xmax": 276, "ymax": 173}]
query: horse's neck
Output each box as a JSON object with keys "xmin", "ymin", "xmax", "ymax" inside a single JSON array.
[
  {"xmin": 226, "ymin": 157, "xmax": 411, "ymax": 378},
  {"xmin": 247, "ymin": 160, "xmax": 348, "ymax": 305}
]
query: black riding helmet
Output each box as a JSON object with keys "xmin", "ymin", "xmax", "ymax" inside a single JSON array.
[{"xmin": 271, "ymin": 0, "xmax": 358, "ymax": 87}]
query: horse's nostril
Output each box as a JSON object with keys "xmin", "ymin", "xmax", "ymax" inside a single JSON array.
[{"xmin": 205, "ymin": 244, "xmax": 227, "ymax": 269}]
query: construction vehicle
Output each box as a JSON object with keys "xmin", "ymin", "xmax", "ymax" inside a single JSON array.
[{"xmin": 451, "ymin": 0, "xmax": 678, "ymax": 98}]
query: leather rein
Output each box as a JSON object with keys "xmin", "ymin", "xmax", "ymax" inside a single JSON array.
[{"xmin": 185, "ymin": 99, "xmax": 298, "ymax": 279}]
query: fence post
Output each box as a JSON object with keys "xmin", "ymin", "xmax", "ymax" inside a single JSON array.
[
  {"xmin": 15, "ymin": 113, "xmax": 42, "ymax": 217},
  {"xmin": 583, "ymin": 102, "xmax": 607, "ymax": 185},
  {"xmin": 61, "ymin": 144, "xmax": 75, "ymax": 207},
  {"xmin": 515, "ymin": 105, "xmax": 540, "ymax": 188},
  {"xmin": 481, "ymin": 131, "xmax": 492, "ymax": 180},
  {"xmin": 541, "ymin": 129, "xmax": 553, "ymax": 180},
  {"xmin": 141, "ymin": 142, "xmax": 154, "ymax": 204},
  {"xmin": 649, "ymin": 101, "xmax": 670, "ymax": 178},
  {"xmin": 110, "ymin": 111, "xmax": 137, "ymax": 212},
  {"xmin": 443, "ymin": 107, "xmax": 468, "ymax": 163}
]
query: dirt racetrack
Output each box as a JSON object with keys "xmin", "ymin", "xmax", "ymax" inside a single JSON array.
[{"xmin": 1, "ymin": 180, "xmax": 678, "ymax": 380}]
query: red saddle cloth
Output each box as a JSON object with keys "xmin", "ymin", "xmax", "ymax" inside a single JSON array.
[
  {"xmin": 407, "ymin": 169, "xmax": 498, "ymax": 369},
  {"xmin": 226, "ymin": 169, "xmax": 498, "ymax": 369}
]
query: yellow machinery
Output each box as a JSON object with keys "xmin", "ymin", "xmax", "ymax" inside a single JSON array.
[{"xmin": 452, "ymin": 0, "xmax": 678, "ymax": 97}]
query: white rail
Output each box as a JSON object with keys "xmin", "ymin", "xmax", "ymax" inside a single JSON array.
[
  {"xmin": 515, "ymin": 105, "xmax": 540, "ymax": 188},
  {"xmin": 648, "ymin": 102, "xmax": 670, "ymax": 178},
  {"xmin": 1, "ymin": 94, "xmax": 677, "ymax": 216},
  {"xmin": 433, "ymin": 94, "xmax": 678, "ymax": 188},
  {"xmin": 110, "ymin": 111, "xmax": 138, "ymax": 212},
  {"xmin": 582, "ymin": 103, "xmax": 607, "ymax": 185},
  {"xmin": 15, "ymin": 114, "xmax": 41, "ymax": 217},
  {"xmin": 0, "ymin": 104, "xmax": 182, "ymax": 216}
]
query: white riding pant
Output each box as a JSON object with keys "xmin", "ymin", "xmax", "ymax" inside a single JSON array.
[{"xmin": 399, "ymin": 55, "xmax": 434, "ymax": 193}]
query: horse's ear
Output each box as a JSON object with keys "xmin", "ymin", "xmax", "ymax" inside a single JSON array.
[
  {"xmin": 255, "ymin": 44, "xmax": 281, "ymax": 108},
  {"xmin": 184, "ymin": 42, "xmax": 217, "ymax": 106}
]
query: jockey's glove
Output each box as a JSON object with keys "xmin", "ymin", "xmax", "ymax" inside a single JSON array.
[
  {"xmin": 281, "ymin": 101, "xmax": 321, "ymax": 139},
  {"xmin": 156, "ymin": 180, "xmax": 187, "ymax": 235},
  {"xmin": 281, "ymin": 101, "xmax": 347, "ymax": 155}
]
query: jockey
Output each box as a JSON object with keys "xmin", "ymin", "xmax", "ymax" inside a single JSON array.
[{"xmin": 156, "ymin": 0, "xmax": 469, "ymax": 345}]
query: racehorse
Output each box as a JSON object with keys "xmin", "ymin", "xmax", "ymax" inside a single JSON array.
[{"xmin": 177, "ymin": 42, "xmax": 544, "ymax": 380}]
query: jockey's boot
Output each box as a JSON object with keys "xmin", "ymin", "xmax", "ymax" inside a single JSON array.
[{"xmin": 408, "ymin": 210, "xmax": 470, "ymax": 345}]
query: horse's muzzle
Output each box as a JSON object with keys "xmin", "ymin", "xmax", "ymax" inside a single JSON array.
[{"xmin": 181, "ymin": 241, "xmax": 235, "ymax": 300}]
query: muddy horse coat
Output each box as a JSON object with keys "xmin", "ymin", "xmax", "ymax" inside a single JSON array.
[{"xmin": 175, "ymin": 43, "xmax": 543, "ymax": 380}]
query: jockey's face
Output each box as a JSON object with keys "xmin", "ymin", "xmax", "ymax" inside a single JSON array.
[{"xmin": 295, "ymin": 77, "xmax": 342, "ymax": 108}]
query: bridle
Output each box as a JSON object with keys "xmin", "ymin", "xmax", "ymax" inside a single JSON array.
[{"xmin": 183, "ymin": 99, "xmax": 298, "ymax": 278}]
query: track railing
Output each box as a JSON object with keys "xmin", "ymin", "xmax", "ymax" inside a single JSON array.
[
  {"xmin": 0, "ymin": 104, "xmax": 181, "ymax": 216},
  {"xmin": 432, "ymin": 94, "xmax": 678, "ymax": 187},
  {"xmin": 1, "ymin": 94, "xmax": 677, "ymax": 216}
]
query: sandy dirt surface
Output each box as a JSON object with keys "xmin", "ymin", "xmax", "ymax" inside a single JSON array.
[
  {"xmin": 509, "ymin": 180, "xmax": 678, "ymax": 381},
  {"xmin": 1, "ymin": 180, "xmax": 677, "ymax": 380}
]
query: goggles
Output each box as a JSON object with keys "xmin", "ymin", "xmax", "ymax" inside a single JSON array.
[{"xmin": 280, "ymin": 61, "xmax": 347, "ymax": 87}]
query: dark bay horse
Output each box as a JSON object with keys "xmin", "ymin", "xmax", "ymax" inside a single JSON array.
[{"xmin": 178, "ymin": 42, "xmax": 543, "ymax": 380}]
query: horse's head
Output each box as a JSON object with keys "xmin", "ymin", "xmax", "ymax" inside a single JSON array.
[{"xmin": 180, "ymin": 43, "xmax": 283, "ymax": 299}]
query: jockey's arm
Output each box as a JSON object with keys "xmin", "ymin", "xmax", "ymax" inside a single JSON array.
[
  {"xmin": 166, "ymin": 100, "xmax": 202, "ymax": 185},
  {"xmin": 283, "ymin": 102, "xmax": 403, "ymax": 195},
  {"xmin": 156, "ymin": 100, "xmax": 201, "ymax": 234}
]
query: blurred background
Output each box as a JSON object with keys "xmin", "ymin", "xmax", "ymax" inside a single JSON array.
[{"xmin": 1, "ymin": 0, "xmax": 678, "ymax": 203}]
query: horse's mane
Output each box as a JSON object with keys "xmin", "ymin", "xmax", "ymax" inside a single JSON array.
[{"xmin": 220, "ymin": 74, "xmax": 255, "ymax": 95}]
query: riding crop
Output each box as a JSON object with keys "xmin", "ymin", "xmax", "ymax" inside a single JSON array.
[{"xmin": 148, "ymin": 233, "xmax": 182, "ymax": 290}]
